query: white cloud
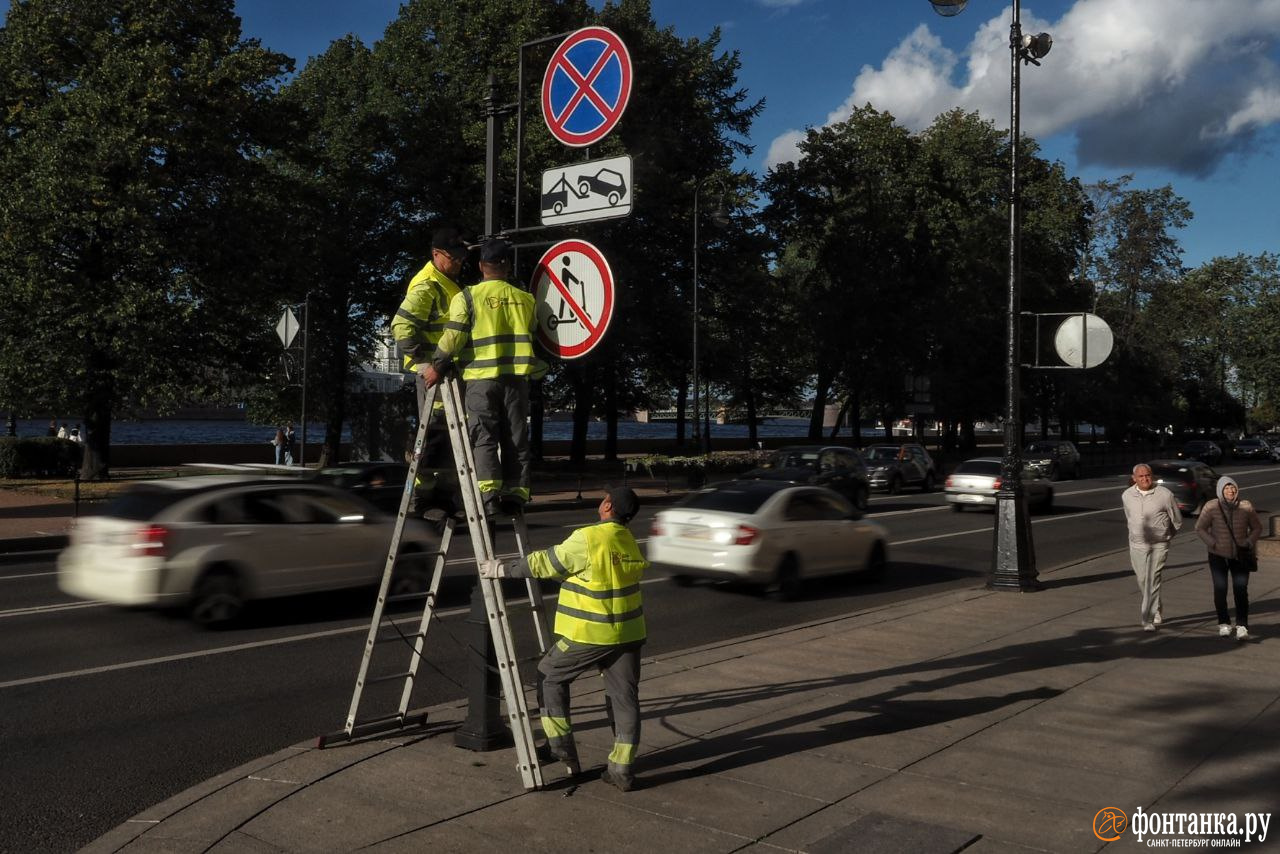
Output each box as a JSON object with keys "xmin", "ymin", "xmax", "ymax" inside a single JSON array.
[{"xmin": 766, "ymin": 0, "xmax": 1280, "ymax": 176}]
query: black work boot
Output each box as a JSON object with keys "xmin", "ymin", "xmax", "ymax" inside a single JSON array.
[{"xmin": 601, "ymin": 766, "xmax": 634, "ymax": 792}]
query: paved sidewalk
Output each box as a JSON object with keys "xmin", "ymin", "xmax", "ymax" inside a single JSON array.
[{"xmin": 77, "ymin": 537, "xmax": 1279, "ymax": 853}]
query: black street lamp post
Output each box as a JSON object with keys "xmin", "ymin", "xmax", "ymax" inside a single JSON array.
[{"xmin": 930, "ymin": 0, "xmax": 1051, "ymax": 591}]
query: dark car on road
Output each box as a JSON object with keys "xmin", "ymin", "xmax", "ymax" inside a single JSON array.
[
  {"xmin": 1231, "ymin": 437, "xmax": 1276, "ymax": 463},
  {"xmin": 1147, "ymin": 460, "xmax": 1220, "ymax": 515},
  {"xmin": 862, "ymin": 444, "xmax": 939, "ymax": 493},
  {"xmin": 311, "ymin": 461, "xmax": 411, "ymax": 514},
  {"xmin": 742, "ymin": 445, "xmax": 870, "ymax": 511},
  {"xmin": 1176, "ymin": 440, "xmax": 1224, "ymax": 467},
  {"xmin": 1023, "ymin": 440, "xmax": 1082, "ymax": 480}
]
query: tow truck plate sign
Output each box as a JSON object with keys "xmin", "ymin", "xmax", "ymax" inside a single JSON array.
[{"xmin": 540, "ymin": 155, "xmax": 632, "ymax": 226}]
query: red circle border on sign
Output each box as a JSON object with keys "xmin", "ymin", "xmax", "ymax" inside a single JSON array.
[
  {"xmin": 533, "ymin": 239, "xmax": 614, "ymax": 360},
  {"xmin": 541, "ymin": 26, "xmax": 632, "ymax": 148}
]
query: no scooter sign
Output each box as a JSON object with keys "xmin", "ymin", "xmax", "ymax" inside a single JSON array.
[{"xmin": 532, "ymin": 239, "xmax": 614, "ymax": 360}]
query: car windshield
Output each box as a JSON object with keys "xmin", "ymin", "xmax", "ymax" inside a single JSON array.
[
  {"xmin": 1024, "ymin": 442, "xmax": 1056, "ymax": 454},
  {"xmin": 767, "ymin": 450, "xmax": 819, "ymax": 470},
  {"xmin": 105, "ymin": 488, "xmax": 186, "ymax": 521},
  {"xmin": 1151, "ymin": 464, "xmax": 1193, "ymax": 480},
  {"xmin": 1237, "ymin": 440, "xmax": 1262, "ymax": 448},
  {"xmin": 955, "ymin": 460, "xmax": 1002, "ymax": 476},
  {"xmin": 677, "ymin": 486, "xmax": 773, "ymax": 514},
  {"xmin": 863, "ymin": 446, "xmax": 900, "ymax": 462}
]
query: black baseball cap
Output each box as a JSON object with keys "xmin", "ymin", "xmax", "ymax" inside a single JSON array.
[
  {"xmin": 605, "ymin": 485, "xmax": 640, "ymax": 523},
  {"xmin": 431, "ymin": 227, "xmax": 470, "ymax": 258},
  {"xmin": 479, "ymin": 237, "xmax": 514, "ymax": 264}
]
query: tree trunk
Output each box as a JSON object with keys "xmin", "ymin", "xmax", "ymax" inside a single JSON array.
[
  {"xmin": 569, "ymin": 366, "xmax": 591, "ymax": 465},
  {"xmin": 604, "ymin": 370, "xmax": 618, "ymax": 462},
  {"xmin": 80, "ymin": 376, "xmax": 113, "ymax": 481},
  {"xmin": 675, "ymin": 382, "xmax": 687, "ymax": 449},
  {"xmin": 808, "ymin": 367, "xmax": 831, "ymax": 440}
]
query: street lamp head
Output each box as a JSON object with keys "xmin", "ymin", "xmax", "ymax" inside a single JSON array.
[
  {"xmin": 710, "ymin": 201, "xmax": 731, "ymax": 228},
  {"xmin": 1021, "ymin": 32, "xmax": 1053, "ymax": 62},
  {"xmin": 928, "ymin": 0, "xmax": 967, "ymax": 16}
]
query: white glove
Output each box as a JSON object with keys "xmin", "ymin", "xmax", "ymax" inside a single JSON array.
[{"xmin": 478, "ymin": 560, "xmax": 507, "ymax": 579}]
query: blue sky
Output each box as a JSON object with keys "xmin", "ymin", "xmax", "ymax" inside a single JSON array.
[{"xmin": 5, "ymin": 0, "xmax": 1278, "ymax": 268}]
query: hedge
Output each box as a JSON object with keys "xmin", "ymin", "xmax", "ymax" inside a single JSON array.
[{"xmin": 0, "ymin": 437, "xmax": 83, "ymax": 478}]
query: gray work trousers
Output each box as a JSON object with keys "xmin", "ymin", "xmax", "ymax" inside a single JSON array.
[
  {"xmin": 538, "ymin": 638, "xmax": 643, "ymax": 774},
  {"xmin": 1128, "ymin": 542, "xmax": 1168, "ymax": 625},
  {"xmin": 465, "ymin": 376, "xmax": 531, "ymax": 499}
]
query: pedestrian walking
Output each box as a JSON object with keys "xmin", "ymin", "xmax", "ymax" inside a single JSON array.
[
  {"xmin": 271, "ymin": 426, "xmax": 286, "ymax": 464},
  {"xmin": 1195, "ymin": 476, "xmax": 1261, "ymax": 641},
  {"xmin": 391, "ymin": 227, "xmax": 469, "ymax": 515},
  {"xmin": 1121, "ymin": 463, "xmax": 1183, "ymax": 631},
  {"xmin": 422, "ymin": 237, "xmax": 547, "ymax": 516},
  {"xmin": 481, "ymin": 486, "xmax": 649, "ymax": 791},
  {"xmin": 284, "ymin": 422, "xmax": 296, "ymax": 466},
  {"xmin": 46, "ymin": 418, "xmax": 57, "ymax": 437},
  {"xmin": 56, "ymin": 423, "xmax": 67, "ymax": 439}
]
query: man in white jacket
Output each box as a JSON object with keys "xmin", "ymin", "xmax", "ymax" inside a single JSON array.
[{"xmin": 1121, "ymin": 463, "xmax": 1183, "ymax": 631}]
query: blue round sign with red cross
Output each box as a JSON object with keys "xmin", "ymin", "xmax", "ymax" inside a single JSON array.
[{"xmin": 541, "ymin": 26, "xmax": 632, "ymax": 148}]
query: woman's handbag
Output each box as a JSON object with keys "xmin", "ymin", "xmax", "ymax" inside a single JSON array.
[{"xmin": 1225, "ymin": 511, "xmax": 1259, "ymax": 573}]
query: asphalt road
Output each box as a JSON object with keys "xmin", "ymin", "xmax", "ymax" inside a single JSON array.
[{"xmin": 5, "ymin": 464, "xmax": 1280, "ymax": 853}]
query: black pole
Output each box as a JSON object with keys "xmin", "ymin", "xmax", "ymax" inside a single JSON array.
[
  {"xmin": 300, "ymin": 295, "xmax": 309, "ymax": 468},
  {"xmin": 989, "ymin": 0, "xmax": 1039, "ymax": 591},
  {"xmin": 692, "ymin": 181, "xmax": 701, "ymax": 455},
  {"xmin": 457, "ymin": 73, "xmax": 508, "ymax": 750}
]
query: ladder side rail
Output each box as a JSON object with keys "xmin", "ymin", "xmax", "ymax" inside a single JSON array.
[
  {"xmin": 439, "ymin": 375, "xmax": 543, "ymax": 789},
  {"xmin": 512, "ymin": 515, "xmax": 552, "ymax": 655},
  {"xmin": 394, "ymin": 518, "xmax": 456, "ymax": 720},
  {"xmin": 341, "ymin": 380, "xmax": 441, "ymax": 735},
  {"xmin": 479, "ymin": 573, "xmax": 545, "ymax": 789}
]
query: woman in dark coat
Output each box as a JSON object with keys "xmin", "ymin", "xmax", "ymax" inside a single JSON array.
[{"xmin": 1194, "ymin": 476, "xmax": 1261, "ymax": 641}]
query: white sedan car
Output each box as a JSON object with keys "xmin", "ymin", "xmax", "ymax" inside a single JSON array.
[
  {"xmin": 646, "ymin": 480, "xmax": 889, "ymax": 599},
  {"xmin": 944, "ymin": 458, "xmax": 1054, "ymax": 512},
  {"xmin": 58, "ymin": 476, "xmax": 438, "ymax": 626}
]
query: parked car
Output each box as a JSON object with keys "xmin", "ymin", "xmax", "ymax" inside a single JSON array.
[
  {"xmin": 1146, "ymin": 460, "xmax": 1219, "ymax": 516},
  {"xmin": 1022, "ymin": 440, "xmax": 1082, "ymax": 480},
  {"xmin": 1230, "ymin": 437, "xmax": 1276, "ymax": 463},
  {"xmin": 862, "ymin": 444, "xmax": 939, "ymax": 493},
  {"xmin": 311, "ymin": 461, "xmax": 411, "ymax": 513},
  {"xmin": 57, "ymin": 477, "xmax": 439, "ymax": 627},
  {"xmin": 1177, "ymin": 440, "xmax": 1224, "ymax": 466},
  {"xmin": 577, "ymin": 168, "xmax": 627, "ymax": 205},
  {"xmin": 646, "ymin": 480, "xmax": 888, "ymax": 600},
  {"xmin": 944, "ymin": 458, "xmax": 1054, "ymax": 512},
  {"xmin": 741, "ymin": 445, "xmax": 870, "ymax": 510}
]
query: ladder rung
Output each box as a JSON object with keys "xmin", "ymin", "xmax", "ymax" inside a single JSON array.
[
  {"xmin": 316, "ymin": 711, "xmax": 429, "ymax": 748},
  {"xmin": 386, "ymin": 590, "xmax": 433, "ymax": 603},
  {"xmin": 367, "ymin": 671, "xmax": 414, "ymax": 685},
  {"xmin": 374, "ymin": 631, "xmax": 425, "ymax": 645}
]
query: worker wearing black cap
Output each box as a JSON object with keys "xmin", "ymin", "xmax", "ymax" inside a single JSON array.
[
  {"xmin": 481, "ymin": 486, "xmax": 648, "ymax": 791},
  {"xmin": 390, "ymin": 227, "xmax": 471, "ymax": 515},
  {"xmin": 424, "ymin": 237, "xmax": 547, "ymax": 515}
]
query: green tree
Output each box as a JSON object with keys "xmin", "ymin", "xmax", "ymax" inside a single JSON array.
[{"xmin": 0, "ymin": 0, "xmax": 291, "ymax": 477}]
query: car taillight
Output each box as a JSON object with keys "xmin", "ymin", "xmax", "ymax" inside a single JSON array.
[
  {"xmin": 945, "ymin": 475, "xmax": 954, "ymax": 487},
  {"xmin": 132, "ymin": 525, "xmax": 169, "ymax": 558},
  {"xmin": 649, "ymin": 519, "xmax": 664, "ymax": 537},
  {"xmin": 991, "ymin": 477, "xmax": 1002, "ymax": 490},
  {"xmin": 734, "ymin": 525, "xmax": 760, "ymax": 545}
]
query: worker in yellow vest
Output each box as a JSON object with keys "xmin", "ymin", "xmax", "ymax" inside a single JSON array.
[
  {"xmin": 423, "ymin": 237, "xmax": 546, "ymax": 516},
  {"xmin": 482, "ymin": 486, "xmax": 648, "ymax": 791},
  {"xmin": 392, "ymin": 227, "xmax": 469, "ymax": 516}
]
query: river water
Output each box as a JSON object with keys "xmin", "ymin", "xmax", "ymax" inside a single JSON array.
[{"xmin": 15, "ymin": 417, "xmax": 885, "ymax": 445}]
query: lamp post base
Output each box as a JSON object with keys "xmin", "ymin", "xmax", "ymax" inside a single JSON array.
[{"xmin": 989, "ymin": 491, "xmax": 1041, "ymax": 591}]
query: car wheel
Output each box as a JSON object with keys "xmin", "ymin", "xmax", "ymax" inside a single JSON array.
[
  {"xmin": 888, "ymin": 474, "xmax": 903, "ymax": 495},
  {"xmin": 771, "ymin": 554, "xmax": 802, "ymax": 601},
  {"xmin": 1048, "ymin": 463, "xmax": 1059, "ymax": 482},
  {"xmin": 853, "ymin": 484, "xmax": 869, "ymax": 512},
  {"xmin": 607, "ymin": 191, "xmax": 621, "ymax": 205},
  {"xmin": 389, "ymin": 550, "xmax": 431, "ymax": 598},
  {"xmin": 862, "ymin": 542, "xmax": 887, "ymax": 581},
  {"xmin": 191, "ymin": 570, "xmax": 244, "ymax": 628},
  {"xmin": 921, "ymin": 472, "xmax": 936, "ymax": 493},
  {"xmin": 578, "ymin": 180, "xmax": 591, "ymax": 196}
]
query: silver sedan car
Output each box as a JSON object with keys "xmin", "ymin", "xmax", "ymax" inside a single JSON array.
[
  {"xmin": 944, "ymin": 458, "xmax": 1054, "ymax": 512},
  {"xmin": 58, "ymin": 476, "xmax": 438, "ymax": 626},
  {"xmin": 646, "ymin": 480, "xmax": 889, "ymax": 600}
]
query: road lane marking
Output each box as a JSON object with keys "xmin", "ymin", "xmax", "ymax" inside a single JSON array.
[
  {"xmin": 0, "ymin": 601, "xmax": 106, "ymax": 617},
  {"xmin": 889, "ymin": 506, "xmax": 1120, "ymax": 546},
  {"xmin": 0, "ymin": 570, "xmax": 59, "ymax": 580}
]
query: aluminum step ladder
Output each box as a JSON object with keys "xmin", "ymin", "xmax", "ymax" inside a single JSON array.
[{"xmin": 319, "ymin": 375, "xmax": 551, "ymax": 790}]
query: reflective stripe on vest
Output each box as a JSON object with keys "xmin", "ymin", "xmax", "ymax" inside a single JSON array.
[{"xmin": 553, "ymin": 523, "xmax": 648, "ymax": 645}]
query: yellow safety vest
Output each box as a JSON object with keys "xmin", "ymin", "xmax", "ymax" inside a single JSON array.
[
  {"xmin": 390, "ymin": 261, "xmax": 461, "ymax": 372},
  {"xmin": 432, "ymin": 278, "xmax": 547, "ymax": 381},
  {"xmin": 525, "ymin": 522, "xmax": 648, "ymax": 646}
]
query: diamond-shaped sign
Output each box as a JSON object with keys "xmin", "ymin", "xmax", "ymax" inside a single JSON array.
[{"xmin": 276, "ymin": 309, "xmax": 299, "ymax": 348}]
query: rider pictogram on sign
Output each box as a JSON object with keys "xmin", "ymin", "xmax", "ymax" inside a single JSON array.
[
  {"xmin": 541, "ymin": 26, "xmax": 632, "ymax": 148},
  {"xmin": 532, "ymin": 240, "xmax": 615, "ymax": 359}
]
